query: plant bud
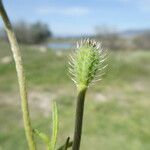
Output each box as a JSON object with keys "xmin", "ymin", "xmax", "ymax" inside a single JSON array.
[{"xmin": 69, "ymin": 39, "xmax": 107, "ymax": 90}]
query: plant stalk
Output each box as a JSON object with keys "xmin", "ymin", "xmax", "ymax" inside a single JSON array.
[
  {"xmin": 72, "ymin": 88, "xmax": 87, "ymax": 150},
  {"xmin": 0, "ymin": 1, "xmax": 36, "ymax": 150}
]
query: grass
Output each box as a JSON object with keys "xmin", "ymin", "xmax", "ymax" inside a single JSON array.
[{"xmin": 0, "ymin": 40, "xmax": 150, "ymax": 149}]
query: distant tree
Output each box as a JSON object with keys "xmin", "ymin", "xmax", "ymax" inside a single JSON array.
[
  {"xmin": 0, "ymin": 21, "xmax": 52, "ymax": 44},
  {"xmin": 95, "ymin": 26, "xmax": 129, "ymax": 50},
  {"xmin": 29, "ymin": 22, "xmax": 52, "ymax": 44},
  {"xmin": 133, "ymin": 31, "xmax": 150, "ymax": 50},
  {"xmin": 13, "ymin": 21, "xmax": 30, "ymax": 44}
]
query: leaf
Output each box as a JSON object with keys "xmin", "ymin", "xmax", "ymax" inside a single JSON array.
[
  {"xmin": 33, "ymin": 129, "xmax": 50, "ymax": 147},
  {"xmin": 51, "ymin": 101, "xmax": 58, "ymax": 150},
  {"xmin": 57, "ymin": 137, "xmax": 73, "ymax": 150},
  {"xmin": 63, "ymin": 137, "xmax": 70, "ymax": 150}
]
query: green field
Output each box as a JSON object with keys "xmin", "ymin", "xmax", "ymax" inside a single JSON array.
[{"xmin": 0, "ymin": 40, "xmax": 150, "ymax": 150}]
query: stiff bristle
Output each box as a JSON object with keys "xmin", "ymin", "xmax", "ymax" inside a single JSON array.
[{"xmin": 69, "ymin": 39, "xmax": 107, "ymax": 90}]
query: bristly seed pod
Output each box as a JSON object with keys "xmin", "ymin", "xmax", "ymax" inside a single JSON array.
[{"xmin": 69, "ymin": 39, "xmax": 107, "ymax": 91}]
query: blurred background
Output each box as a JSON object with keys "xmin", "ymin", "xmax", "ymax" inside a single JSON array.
[{"xmin": 0, "ymin": 0, "xmax": 150, "ymax": 150}]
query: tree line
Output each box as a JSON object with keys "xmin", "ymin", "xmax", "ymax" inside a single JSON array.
[
  {"xmin": 0, "ymin": 21, "xmax": 52, "ymax": 44},
  {"xmin": 94, "ymin": 26, "xmax": 150, "ymax": 50}
]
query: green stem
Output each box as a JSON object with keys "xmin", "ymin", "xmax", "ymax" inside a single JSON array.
[
  {"xmin": 72, "ymin": 88, "xmax": 87, "ymax": 150},
  {"xmin": 47, "ymin": 143, "xmax": 51, "ymax": 150},
  {"xmin": 0, "ymin": 1, "xmax": 36, "ymax": 150}
]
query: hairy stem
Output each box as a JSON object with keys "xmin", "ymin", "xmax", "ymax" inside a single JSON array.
[
  {"xmin": 72, "ymin": 88, "xmax": 87, "ymax": 150},
  {"xmin": 0, "ymin": 1, "xmax": 36, "ymax": 150}
]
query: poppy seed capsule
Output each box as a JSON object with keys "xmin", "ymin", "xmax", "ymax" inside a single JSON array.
[{"xmin": 69, "ymin": 39, "xmax": 107, "ymax": 91}]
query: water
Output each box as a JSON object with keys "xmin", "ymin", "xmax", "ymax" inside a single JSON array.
[{"xmin": 47, "ymin": 42, "xmax": 75, "ymax": 50}]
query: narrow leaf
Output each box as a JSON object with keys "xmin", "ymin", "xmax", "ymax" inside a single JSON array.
[
  {"xmin": 33, "ymin": 129, "xmax": 50, "ymax": 146},
  {"xmin": 51, "ymin": 101, "xmax": 58, "ymax": 150},
  {"xmin": 57, "ymin": 137, "xmax": 73, "ymax": 150},
  {"xmin": 64, "ymin": 137, "xmax": 70, "ymax": 150}
]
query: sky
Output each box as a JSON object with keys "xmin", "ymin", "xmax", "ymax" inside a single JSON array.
[{"xmin": 1, "ymin": 0, "xmax": 150, "ymax": 36}]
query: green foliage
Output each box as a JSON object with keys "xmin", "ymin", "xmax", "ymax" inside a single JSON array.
[
  {"xmin": 34, "ymin": 129, "xmax": 51, "ymax": 149},
  {"xmin": 34, "ymin": 101, "xmax": 58, "ymax": 150}
]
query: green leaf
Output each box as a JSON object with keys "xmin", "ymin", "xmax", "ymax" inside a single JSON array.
[
  {"xmin": 33, "ymin": 129, "xmax": 51, "ymax": 149},
  {"xmin": 51, "ymin": 101, "xmax": 58, "ymax": 150}
]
